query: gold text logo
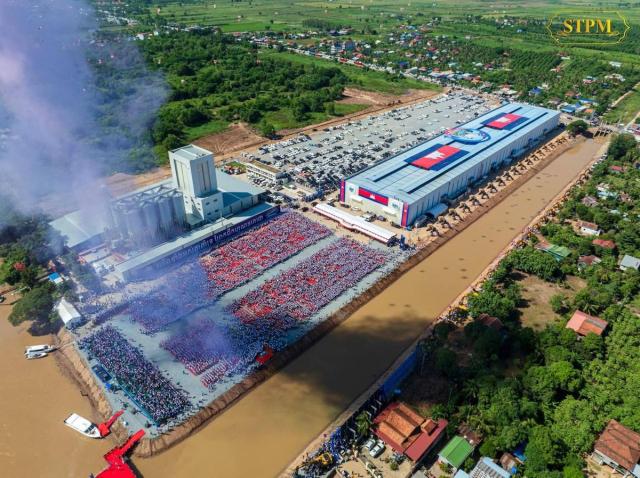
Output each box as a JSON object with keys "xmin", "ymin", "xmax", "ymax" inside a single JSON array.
[{"xmin": 546, "ymin": 12, "xmax": 630, "ymax": 45}]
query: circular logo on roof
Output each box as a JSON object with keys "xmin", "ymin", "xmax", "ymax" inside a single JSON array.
[{"xmin": 445, "ymin": 128, "xmax": 490, "ymax": 144}]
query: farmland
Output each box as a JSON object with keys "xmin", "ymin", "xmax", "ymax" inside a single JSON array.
[
  {"xmin": 115, "ymin": 1, "xmax": 640, "ymax": 32},
  {"xmin": 91, "ymin": 0, "xmax": 640, "ymax": 168},
  {"xmin": 604, "ymin": 85, "xmax": 640, "ymax": 125}
]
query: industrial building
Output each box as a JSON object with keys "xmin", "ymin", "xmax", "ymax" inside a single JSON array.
[
  {"xmin": 110, "ymin": 182, "xmax": 187, "ymax": 248},
  {"xmin": 51, "ymin": 145, "xmax": 268, "ymax": 280},
  {"xmin": 110, "ymin": 148, "xmax": 264, "ymax": 249},
  {"xmin": 340, "ymin": 103, "xmax": 560, "ymax": 226},
  {"xmin": 246, "ymin": 160, "xmax": 287, "ymax": 183}
]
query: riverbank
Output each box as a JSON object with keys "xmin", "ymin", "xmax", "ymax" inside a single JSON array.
[
  {"xmin": 58, "ymin": 131, "xmax": 585, "ymax": 458},
  {"xmin": 282, "ymin": 134, "xmax": 609, "ymax": 476}
]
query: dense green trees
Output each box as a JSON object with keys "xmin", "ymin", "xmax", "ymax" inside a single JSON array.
[
  {"xmin": 139, "ymin": 31, "xmax": 350, "ymax": 156},
  {"xmin": 607, "ymin": 133, "xmax": 639, "ymax": 162},
  {"xmin": 407, "ymin": 136, "xmax": 640, "ymax": 476},
  {"xmin": 504, "ymin": 247, "xmax": 565, "ymax": 282},
  {"xmin": 566, "ymin": 120, "xmax": 588, "ymax": 136},
  {"xmin": 8, "ymin": 284, "xmax": 55, "ymax": 327}
]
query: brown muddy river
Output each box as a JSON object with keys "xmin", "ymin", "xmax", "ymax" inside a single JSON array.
[{"xmin": 0, "ymin": 139, "xmax": 601, "ymax": 478}]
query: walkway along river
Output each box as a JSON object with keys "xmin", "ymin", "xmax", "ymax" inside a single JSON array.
[{"xmin": 0, "ymin": 138, "xmax": 602, "ymax": 477}]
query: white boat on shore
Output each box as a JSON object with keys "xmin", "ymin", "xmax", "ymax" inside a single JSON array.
[{"xmin": 64, "ymin": 413, "xmax": 101, "ymax": 438}]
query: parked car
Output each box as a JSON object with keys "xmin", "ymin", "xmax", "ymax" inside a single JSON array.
[
  {"xmin": 369, "ymin": 441, "xmax": 385, "ymax": 458},
  {"xmin": 363, "ymin": 437, "xmax": 376, "ymax": 451}
]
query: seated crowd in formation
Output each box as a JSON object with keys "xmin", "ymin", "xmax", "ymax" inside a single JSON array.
[
  {"xmin": 127, "ymin": 212, "xmax": 331, "ymax": 334},
  {"xmin": 84, "ymin": 211, "xmax": 390, "ymax": 400},
  {"xmin": 80, "ymin": 326, "xmax": 191, "ymax": 424}
]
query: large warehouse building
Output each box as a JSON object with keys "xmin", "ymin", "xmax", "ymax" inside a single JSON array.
[{"xmin": 340, "ymin": 103, "xmax": 560, "ymax": 226}]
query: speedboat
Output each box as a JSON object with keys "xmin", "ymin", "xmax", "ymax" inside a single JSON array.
[
  {"xmin": 24, "ymin": 344, "xmax": 56, "ymax": 355},
  {"xmin": 26, "ymin": 351, "xmax": 48, "ymax": 360},
  {"xmin": 64, "ymin": 413, "xmax": 101, "ymax": 438}
]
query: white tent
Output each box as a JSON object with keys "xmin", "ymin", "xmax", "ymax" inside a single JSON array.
[{"xmin": 56, "ymin": 298, "xmax": 83, "ymax": 329}]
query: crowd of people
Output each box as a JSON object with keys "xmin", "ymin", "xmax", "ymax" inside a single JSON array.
[
  {"xmin": 160, "ymin": 318, "xmax": 231, "ymax": 375},
  {"xmin": 126, "ymin": 262, "xmax": 211, "ymax": 334},
  {"xmin": 80, "ymin": 217, "xmax": 391, "ymax": 401},
  {"xmin": 200, "ymin": 357, "xmax": 244, "ymax": 390},
  {"xmin": 159, "ymin": 310, "xmax": 297, "ymax": 389},
  {"xmin": 80, "ymin": 325, "xmax": 191, "ymax": 424},
  {"xmin": 231, "ymin": 238, "xmax": 387, "ymax": 323},
  {"xmin": 126, "ymin": 212, "xmax": 330, "ymax": 334},
  {"xmin": 200, "ymin": 211, "xmax": 331, "ymax": 297}
]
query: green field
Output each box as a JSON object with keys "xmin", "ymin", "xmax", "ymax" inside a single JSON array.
[
  {"xmin": 604, "ymin": 86, "xmax": 640, "ymax": 125},
  {"xmin": 333, "ymin": 103, "xmax": 369, "ymax": 116},
  {"xmin": 261, "ymin": 102, "xmax": 368, "ymax": 130},
  {"xmin": 137, "ymin": 1, "xmax": 640, "ymax": 31},
  {"xmin": 184, "ymin": 118, "xmax": 229, "ymax": 141},
  {"xmin": 259, "ymin": 50, "xmax": 439, "ymax": 95}
]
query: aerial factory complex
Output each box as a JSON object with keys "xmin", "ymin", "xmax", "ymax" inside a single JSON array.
[
  {"xmin": 340, "ymin": 103, "xmax": 560, "ymax": 226},
  {"xmin": 6, "ymin": 1, "xmax": 640, "ymax": 477},
  {"xmin": 41, "ymin": 97, "xmax": 568, "ymax": 445}
]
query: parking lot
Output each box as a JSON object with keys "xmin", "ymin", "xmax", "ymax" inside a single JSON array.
[
  {"xmin": 236, "ymin": 90, "xmax": 496, "ymax": 195},
  {"xmin": 335, "ymin": 437, "xmax": 413, "ymax": 478}
]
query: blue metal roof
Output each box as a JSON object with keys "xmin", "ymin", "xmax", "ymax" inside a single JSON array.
[{"xmin": 346, "ymin": 103, "xmax": 559, "ymax": 205}]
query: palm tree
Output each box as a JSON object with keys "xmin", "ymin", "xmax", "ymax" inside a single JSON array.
[{"xmin": 355, "ymin": 411, "xmax": 372, "ymax": 438}]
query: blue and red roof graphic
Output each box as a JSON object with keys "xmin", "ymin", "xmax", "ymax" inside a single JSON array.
[
  {"xmin": 408, "ymin": 144, "xmax": 467, "ymax": 170},
  {"xmin": 358, "ymin": 187, "xmax": 389, "ymax": 205},
  {"xmin": 484, "ymin": 113, "xmax": 527, "ymax": 130}
]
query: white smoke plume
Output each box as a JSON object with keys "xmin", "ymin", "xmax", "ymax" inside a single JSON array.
[{"xmin": 0, "ymin": 0, "xmax": 167, "ymax": 218}]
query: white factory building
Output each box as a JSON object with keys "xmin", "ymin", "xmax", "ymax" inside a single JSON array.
[
  {"xmin": 340, "ymin": 103, "xmax": 560, "ymax": 227},
  {"xmin": 51, "ymin": 145, "xmax": 272, "ymax": 281},
  {"xmin": 108, "ymin": 144, "xmax": 264, "ymax": 248}
]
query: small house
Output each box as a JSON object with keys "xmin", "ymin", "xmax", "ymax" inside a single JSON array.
[
  {"xmin": 468, "ymin": 457, "xmax": 512, "ymax": 478},
  {"xmin": 535, "ymin": 242, "xmax": 571, "ymax": 261},
  {"xmin": 610, "ymin": 165, "xmax": 627, "ymax": 174},
  {"xmin": 439, "ymin": 436, "xmax": 474, "ymax": 471},
  {"xmin": 578, "ymin": 221, "xmax": 601, "ymax": 236},
  {"xmin": 620, "ymin": 255, "xmax": 640, "ymax": 272},
  {"xmin": 578, "ymin": 255, "xmax": 601, "ymax": 268},
  {"xmin": 566, "ymin": 310, "xmax": 608, "ymax": 337},
  {"xmin": 593, "ymin": 420, "xmax": 640, "ymax": 477},
  {"xmin": 499, "ymin": 453, "xmax": 519, "ymax": 474},
  {"xmin": 581, "ymin": 196, "xmax": 598, "ymax": 208},
  {"xmin": 593, "ymin": 239, "xmax": 616, "ymax": 250}
]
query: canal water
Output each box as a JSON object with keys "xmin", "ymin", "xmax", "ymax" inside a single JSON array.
[{"xmin": 0, "ymin": 139, "xmax": 601, "ymax": 477}]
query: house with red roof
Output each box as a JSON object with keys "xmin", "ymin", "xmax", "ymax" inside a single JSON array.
[
  {"xmin": 593, "ymin": 420, "xmax": 640, "ymax": 477},
  {"xmin": 578, "ymin": 255, "xmax": 601, "ymax": 268},
  {"xmin": 593, "ymin": 239, "xmax": 616, "ymax": 250},
  {"xmin": 610, "ymin": 165, "xmax": 627, "ymax": 174},
  {"xmin": 373, "ymin": 402, "xmax": 448, "ymax": 462},
  {"xmin": 566, "ymin": 310, "xmax": 608, "ymax": 337}
]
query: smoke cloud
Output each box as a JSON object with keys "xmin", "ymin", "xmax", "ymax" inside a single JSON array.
[{"xmin": 0, "ymin": 0, "xmax": 167, "ymax": 218}]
